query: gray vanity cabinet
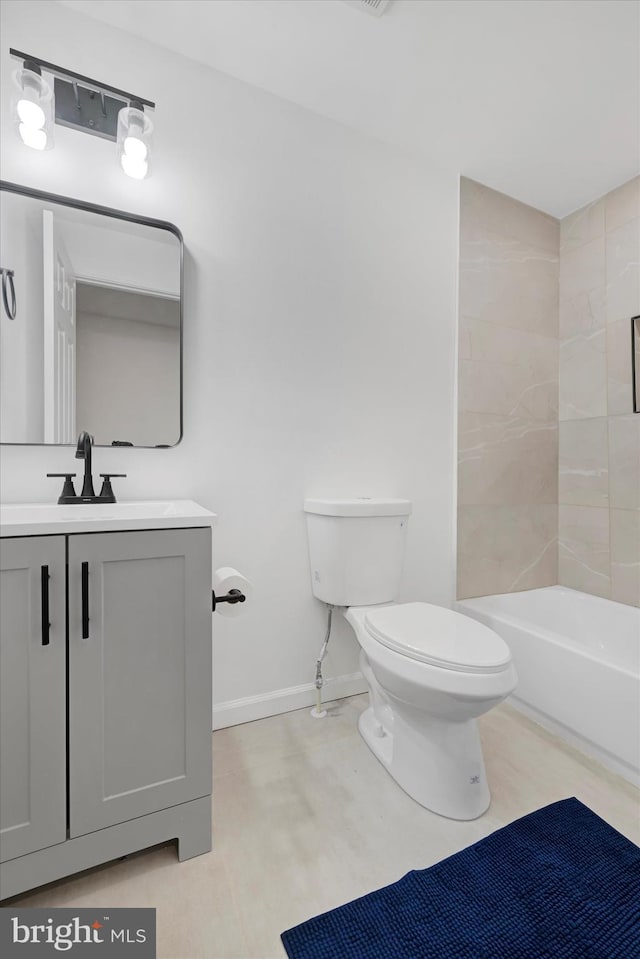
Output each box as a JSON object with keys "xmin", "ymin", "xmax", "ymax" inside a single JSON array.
[
  {"xmin": 0, "ymin": 536, "xmax": 67, "ymax": 864},
  {"xmin": 0, "ymin": 523, "xmax": 213, "ymax": 900},
  {"xmin": 67, "ymin": 528, "xmax": 212, "ymax": 836}
]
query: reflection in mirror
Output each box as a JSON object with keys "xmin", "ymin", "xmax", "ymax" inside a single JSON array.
[
  {"xmin": 0, "ymin": 183, "xmax": 182, "ymax": 446},
  {"xmin": 633, "ymin": 316, "xmax": 640, "ymax": 414},
  {"xmin": 76, "ymin": 284, "xmax": 180, "ymax": 446}
]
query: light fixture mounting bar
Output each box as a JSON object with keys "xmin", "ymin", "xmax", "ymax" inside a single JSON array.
[
  {"xmin": 9, "ymin": 48, "xmax": 155, "ymax": 109},
  {"xmin": 53, "ymin": 78, "xmax": 123, "ymax": 142}
]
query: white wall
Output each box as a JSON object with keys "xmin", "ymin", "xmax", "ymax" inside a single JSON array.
[
  {"xmin": 0, "ymin": 0, "xmax": 459, "ymax": 724},
  {"xmin": 76, "ymin": 310, "xmax": 180, "ymax": 447}
]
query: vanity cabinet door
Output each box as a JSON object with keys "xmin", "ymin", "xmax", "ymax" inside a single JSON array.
[
  {"xmin": 67, "ymin": 528, "xmax": 212, "ymax": 837},
  {"xmin": 0, "ymin": 536, "xmax": 67, "ymax": 863}
]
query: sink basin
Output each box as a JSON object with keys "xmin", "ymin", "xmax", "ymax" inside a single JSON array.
[{"xmin": 0, "ymin": 500, "xmax": 217, "ymax": 537}]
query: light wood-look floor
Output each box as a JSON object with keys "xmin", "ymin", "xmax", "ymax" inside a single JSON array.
[{"xmin": 9, "ymin": 696, "xmax": 640, "ymax": 958}]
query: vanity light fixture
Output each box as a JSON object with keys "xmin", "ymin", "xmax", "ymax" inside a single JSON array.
[
  {"xmin": 9, "ymin": 49, "xmax": 155, "ymax": 179},
  {"xmin": 14, "ymin": 59, "xmax": 54, "ymax": 151},
  {"xmin": 117, "ymin": 102, "xmax": 153, "ymax": 180}
]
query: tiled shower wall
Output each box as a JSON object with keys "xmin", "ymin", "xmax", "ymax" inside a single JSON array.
[
  {"xmin": 558, "ymin": 176, "xmax": 640, "ymax": 606},
  {"xmin": 457, "ymin": 178, "xmax": 559, "ymax": 598},
  {"xmin": 457, "ymin": 175, "xmax": 640, "ymax": 608}
]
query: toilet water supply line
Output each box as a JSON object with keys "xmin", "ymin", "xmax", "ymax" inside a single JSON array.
[{"xmin": 311, "ymin": 604, "xmax": 333, "ymax": 719}]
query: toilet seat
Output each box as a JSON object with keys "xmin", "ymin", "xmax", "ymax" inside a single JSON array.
[{"xmin": 364, "ymin": 602, "xmax": 512, "ymax": 674}]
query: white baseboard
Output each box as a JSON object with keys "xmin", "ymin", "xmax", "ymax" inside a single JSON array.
[{"xmin": 212, "ymin": 671, "xmax": 367, "ymax": 730}]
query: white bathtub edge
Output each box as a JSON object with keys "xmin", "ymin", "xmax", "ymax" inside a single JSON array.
[{"xmin": 508, "ymin": 696, "xmax": 640, "ymax": 789}]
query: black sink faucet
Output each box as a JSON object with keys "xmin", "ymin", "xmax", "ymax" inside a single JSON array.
[
  {"xmin": 47, "ymin": 432, "xmax": 127, "ymax": 504},
  {"xmin": 75, "ymin": 431, "xmax": 95, "ymax": 498}
]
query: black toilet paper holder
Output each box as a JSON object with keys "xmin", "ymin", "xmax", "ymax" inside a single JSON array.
[{"xmin": 212, "ymin": 588, "xmax": 246, "ymax": 613}]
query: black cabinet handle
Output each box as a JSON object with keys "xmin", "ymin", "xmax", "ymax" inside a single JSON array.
[
  {"xmin": 81, "ymin": 562, "xmax": 89, "ymax": 639},
  {"xmin": 41, "ymin": 565, "xmax": 50, "ymax": 646}
]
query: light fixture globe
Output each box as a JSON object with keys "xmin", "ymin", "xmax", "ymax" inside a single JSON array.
[
  {"xmin": 117, "ymin": 104, "xmax": 153, "ymax": 179},
  {"xmin": 121, "ymin": 153, "xmax": 148, "ymax": 180},
  {"xmin": 18, "ymin": 125, "xmax": 48, "ymax": 151},
  {"xmin": 14, "ymin": 61, "xmax": 54, "ymax": 150},
  {"xmin": 17, "ymin": 99, "xmax": 45, "ymax": 128},
  {"xmin": 123, "ymin": 135, "xmax": 147, "ymax": 161}
]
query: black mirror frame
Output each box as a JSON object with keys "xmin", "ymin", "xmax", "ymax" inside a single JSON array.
[
  {"xmin": 632, "ymin": 315, "xmax": 639, "ymax": 414},
  {"xmin": 0, "ymin": 179, "xmax": 183, "ymax": 448}
]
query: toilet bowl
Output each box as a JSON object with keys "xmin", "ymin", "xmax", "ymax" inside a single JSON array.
[
  {"xmin": 345, "ymin": 603, "xmax": 516, "ymax": 820},
  {"xmin": 304, "ymin": 497, "xmax": 518, "ymax": 821}
]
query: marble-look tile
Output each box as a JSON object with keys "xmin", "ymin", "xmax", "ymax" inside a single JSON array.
[
  {"xmin": 605, "ymin": 217, "xmax": 640, "ymax": 325},
  {"xmin": 559, "ymin": 235, "xmax": 605, "ymax": 302},
  {"xmin": 558, "ymin": 418, "xmax": 609, "ymax": 507},
  {"xmin": 460, "ymin": 177, "xmax": 559, "ymax": 252},
  {"xmin": 558, "ymin": 505, "xmax": 611, "ymax": 599},
  {"xmin": 460, "ymin": 316, "xmax": 557, "ymax": 376},
  {"xmin": 558, "ymin": 288, "xmax": 606, "ymax": 341},
  {"xmin": 559, "ymin": 327, "xmax": 607, "ymax": 420},
  {"xmin": 458, "ymin": 316, "xmax": 558, "ymax": 422},
  {"xmin": 610, "ymin": 509, "xmax": 640, "ymax": 607},
  {"xmin": 608, "ymin": 414, "xmax": 640, "ymax": 510},
  {"xmin": 560, "ymin": 199, "xmax": 605, "ymax": 253},
  {"xmin": 458, "ymin": 412, "xmax": 557, "ymax": 506},
  {"xmin": 605, "ymin": 176, "xmax": 640, "ymax": 233},
  {"xmin": 460, "ymin": 357, "xmax": 557, "ymax": 422},
  {"xmin": 607, "ymin": 316, "xmax": 636, "ymax": 415},
  {"xmin": 457, "ymin": 504, "xmax": 557, "ymax": 599},
  {"xmin": 459, "ymin": 233, "xmax": 558, "ymax": 339}
]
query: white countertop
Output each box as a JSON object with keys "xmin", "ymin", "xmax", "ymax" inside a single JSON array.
[{"xmin": 0, "ymin": 500, "xmax": 217, "ymax": 537}]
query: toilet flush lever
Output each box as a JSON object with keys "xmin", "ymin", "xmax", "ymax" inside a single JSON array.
[{"xmin": 212, "ymin": 588, "xmax": 246, "ymax": 613}]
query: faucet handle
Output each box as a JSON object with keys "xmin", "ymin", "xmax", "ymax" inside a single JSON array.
[
  {"xmin": 47, "ymin": 473, "xmax": 77, "ymax": 502},
  {"xmin": 98, "ymin": 473, "xmax": 127, "ymax": 503}
]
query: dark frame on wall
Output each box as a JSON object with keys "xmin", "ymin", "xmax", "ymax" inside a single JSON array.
[
  {"xmin": 0, "ymin": 180, "xmax": 184, "ymax": 447},
  {"xmin": 633, "ymin": 315, "xmax": 640, "ymax": 414}
]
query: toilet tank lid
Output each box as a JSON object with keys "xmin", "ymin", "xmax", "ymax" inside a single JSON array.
[{"xmin": 304, "ymin": 498, "xmax": 412, "ymax": 517}]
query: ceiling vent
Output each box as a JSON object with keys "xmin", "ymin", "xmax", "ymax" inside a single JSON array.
[{"xmin": 341, "ymin": 0, "xmax": 393, "ymax": 17}]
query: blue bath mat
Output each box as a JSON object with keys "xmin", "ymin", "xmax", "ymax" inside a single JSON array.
[{"xmin": 281, "ymin": 798, "xmax": 640, "ymax": 959}]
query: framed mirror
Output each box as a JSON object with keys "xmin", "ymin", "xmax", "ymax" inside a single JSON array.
[
  {"xmin": 0, "ymin": 181, "xmax": 182, "ymax": 447},
  {"xmin": 633, "ymin": 316, "xmax": 640, "ymax": 414}
]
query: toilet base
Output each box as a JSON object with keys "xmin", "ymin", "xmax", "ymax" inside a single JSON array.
[{"xmin": 358, "ymin": 703, "xmax": 491, "ymax": 821}]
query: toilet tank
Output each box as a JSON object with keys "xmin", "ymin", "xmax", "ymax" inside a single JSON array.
[{"xmin": 304, "ymin": 498, "xmax": 412, "ymax": 607}]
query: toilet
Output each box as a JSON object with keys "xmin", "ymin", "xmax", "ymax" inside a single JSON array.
[{"xmin": 304, "ymin": 497, "xmax": 517, "ymax": 821}]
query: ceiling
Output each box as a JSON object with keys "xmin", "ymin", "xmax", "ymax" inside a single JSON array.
[
  {"xmin": 77, "ymin": 283, "xmax": 180, "ymax": 328},
  {"xmin": 59, "ymin": 0, "xmax": 640, "ymax": 217}
]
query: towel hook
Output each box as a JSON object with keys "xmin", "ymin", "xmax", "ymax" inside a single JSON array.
[{"xmin": 0, "ymin": 269, "xmax": 16, "ymax": 320}]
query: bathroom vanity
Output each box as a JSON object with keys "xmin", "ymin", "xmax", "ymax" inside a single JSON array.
[{"xmin": 0, "ymin": 500, "xmax": 215, "ymax": 900}]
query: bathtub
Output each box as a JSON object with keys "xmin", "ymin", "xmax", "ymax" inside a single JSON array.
[{"xmin": 456, "ymin": 586, "xmax": 640, "ymax": 787}]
